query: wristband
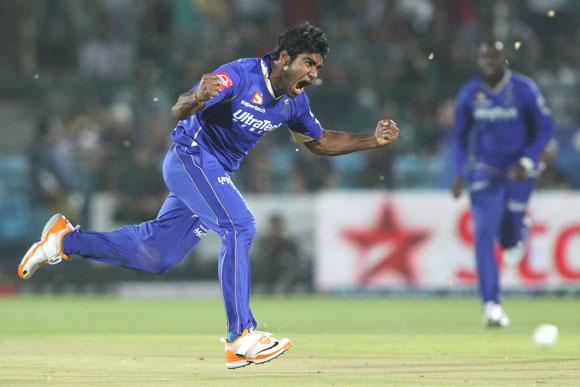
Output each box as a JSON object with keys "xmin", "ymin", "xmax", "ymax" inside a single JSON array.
[{"xmin": 519, "ymin": 157, "xmax": 534, "ymax": 173}]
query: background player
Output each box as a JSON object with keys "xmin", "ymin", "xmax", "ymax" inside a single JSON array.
[
  {"xmin": 451, "ymin": 41, "xmax": 554, "ymax": 327},
  {"xmin": 18, "ymin": 22, "xmax": 400, "ymax": 367}
]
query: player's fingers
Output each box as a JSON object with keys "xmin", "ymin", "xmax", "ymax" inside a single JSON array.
[
  {"xmin": 384, "ymin": 130, "xmax": 398, "ymax": 140},
  {"xmin": 204, "ymin": 79, "xmax": 222, "ymax": 88},
  {"xmin": 380, "ymin": 119, "xmax": 399, "ymax": 130}
]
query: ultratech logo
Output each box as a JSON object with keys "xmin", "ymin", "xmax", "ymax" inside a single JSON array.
[
  {"xmin": 240, "ymin": 100, "xmax": 266, "ymax": 113},
  {"xmin": 233, "ymin": 109, "xmax": 283, "ymax": 133}
]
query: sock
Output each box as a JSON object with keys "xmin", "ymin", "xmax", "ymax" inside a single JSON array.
[{"xmin": 226, "ymin": 331, "xmax": 240, "ymax": 343}]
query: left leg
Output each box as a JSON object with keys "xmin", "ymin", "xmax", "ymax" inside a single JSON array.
[
  {"xmin": 499, "ymin": 177, "xmax": 535, "ymax": 249},
  {"xmin": 63, "ymin": 193, "xmax": 207, "ymax": 274}
]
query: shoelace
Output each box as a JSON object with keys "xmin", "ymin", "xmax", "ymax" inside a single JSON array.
[{"xmin": 250, "ymin": 329, "xmax": 272, "ymax": 337}]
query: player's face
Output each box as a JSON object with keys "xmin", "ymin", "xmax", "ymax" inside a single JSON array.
[
  {"xmin": 284, "ymin": 53, "xmax": 324, "ymax": 97},
  {"xmin": 477, "ymin": 44, "xmax": 505, "ymax": 79}
]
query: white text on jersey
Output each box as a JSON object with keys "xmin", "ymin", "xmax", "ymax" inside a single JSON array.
[{"xmin": 233, "ymin": 109, "xmax": 283, "ymax": 133}]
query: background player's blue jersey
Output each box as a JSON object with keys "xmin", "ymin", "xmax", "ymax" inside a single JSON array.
[
  {"xmin": 452, "ymin": 71, "xmax": 554, "ymax": 176},
  {"xmin": 171, "ymin": 55, "xmax": 323, "ymax": 172}
]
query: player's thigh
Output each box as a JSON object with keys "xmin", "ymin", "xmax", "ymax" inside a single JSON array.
[
  {"xmin": 165, "ymin": 145, "xmax": 254, "ymax": 230},
  {"xmin": 156, "ymin": 192, "xmax": 202, "ymax": 228},
  {"xmin": 505, "ymin": 177, "xmax": 535, "ymax": 205},
  {"xmin": 468, "ymin": 170, "xmax": 505, "ymax": 225},
  {"xmin": 163, "ymin": 146, "xmax": 221, "ymax": 228},
  {"xmin": 500, "ymin": 177, "xmax": 535, "ymax": 234}
]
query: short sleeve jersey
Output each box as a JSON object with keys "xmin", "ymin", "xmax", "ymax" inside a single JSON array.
[{"xmin": 171, "ymin": 54, "xmax": 323, "ymax": 172}]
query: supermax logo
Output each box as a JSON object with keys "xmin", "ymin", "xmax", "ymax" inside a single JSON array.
[{"xmin": 233, "ymin": 109, "xmax": 283, "ymax": 132}]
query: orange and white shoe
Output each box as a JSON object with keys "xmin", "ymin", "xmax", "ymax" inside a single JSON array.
[
  {"xmin": 221, "ymin": 328, "xmax": 292, "ymax": 369},
  {"xmin": 18, "ymin": 214, "xmax": 75, "ymax": 280}
]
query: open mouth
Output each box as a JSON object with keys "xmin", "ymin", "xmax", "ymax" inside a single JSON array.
[{"xmin": 291, "ymin": 79, "xmax": 312, "ymax": 95}]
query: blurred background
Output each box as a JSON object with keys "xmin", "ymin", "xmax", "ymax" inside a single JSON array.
[{"xmin": 0, "ymin": 0, "xmax": 579, "ymax": 296}]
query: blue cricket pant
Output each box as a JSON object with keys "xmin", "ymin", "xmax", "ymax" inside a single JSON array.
[
  {"xmin": 468, "ymin": 169, "xmax": 534, "ymax": 304},
  {"xmin": 63, "ymin": 144, "xmax": 257, "ymax": 334}
]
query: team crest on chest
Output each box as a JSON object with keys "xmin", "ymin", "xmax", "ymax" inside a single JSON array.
[{"xmin": 252, "ymin": 91, "xmax": 263, "ymax": 105}]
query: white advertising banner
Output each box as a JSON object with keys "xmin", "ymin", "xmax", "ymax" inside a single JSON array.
[{"xmin": 315, "ymin": 191, "xmax": 580, "ymax": 291}]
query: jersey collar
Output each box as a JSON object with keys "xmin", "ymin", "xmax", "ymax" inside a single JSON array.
[
  {"xmin": 482, "ymin": 69, "xmax": 512, "ymax": 95},
  {"xmin": 260, "ymin": 54, "xmax": 284, "ymax": 100}
]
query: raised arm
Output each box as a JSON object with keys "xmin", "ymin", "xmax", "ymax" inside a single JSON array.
[
  {"xmin": 304, "ymin": 120, "xmax": 399, "ymax": 156},
  {"xmin": 171, "ymin": 74, "xmax": 224, "ymax": 120}
]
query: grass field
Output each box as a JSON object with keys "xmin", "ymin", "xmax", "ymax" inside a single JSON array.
[{"xmin": 1, "ymin": 295, "xmax": 579, "ymax": 386}]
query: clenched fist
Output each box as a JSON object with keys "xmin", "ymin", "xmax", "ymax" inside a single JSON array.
[
  {"xmin": 374, "ymin": 119, "xmax": 400, "ymax": 146},
  {"xmin": 193, "ymin": 74, "xmax": 223, "ymax": 102}
]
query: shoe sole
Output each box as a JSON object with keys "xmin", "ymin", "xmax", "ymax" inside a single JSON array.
[
  {"xmin": 18, "ymin": 214, "xmax": 69, "ymax": 280},
  {"xmin": 227, "ymin": 341, "xmax": 292, "ymax": 369}
]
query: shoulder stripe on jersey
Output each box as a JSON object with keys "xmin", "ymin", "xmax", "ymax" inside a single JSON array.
[
  {"xmin": 289, "ymin": 129, "xmax": 315, "ymax": 143},
  {"xmin": 260, "ymin": 59, "xmax": 282, "ymax": 100}
]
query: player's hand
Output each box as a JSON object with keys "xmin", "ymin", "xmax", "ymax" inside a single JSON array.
[
  {"xmin": 193, "ymin": 74, "xmax": 222, "ymax": 102},
  {"xmin": 375, "ymin": 119, "xmax": 399, "ymax": 146},
  {"xmin": 451, "ymin": 176, "xmax": 464, "ymax": 199},
  {"xmin": 510, "ymin": 163, "xmax": 529, "ymax": 181}
]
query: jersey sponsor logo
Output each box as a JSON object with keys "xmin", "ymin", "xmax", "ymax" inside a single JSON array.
[
  {"xmin": 473, "ymin": 106, "xmax": 518, "ymax": 121},
  {"xmin": 469, "ymin": 180, "xmax": 490, "ymax": 192},
  {"xmin": 240, "ymin": 99, "xmax": 266, "ymax": 113},
  {"xmin": 252, "ymin": 91, "xmax": 263, "ymax": 105},
  {"xmin": 216, "ymin": 70, "xmax": 233, "ymax": 91},
  {"xmin": 193, "ymin": 225, "xmax": 208, "ymax": 238},
  {"xmin": 218, "ymin": 176, "xmax": 233, "ymax": 186},
  {"xmin": 232, "ymin": 109, "xmax": 283, "ymax": 133}
]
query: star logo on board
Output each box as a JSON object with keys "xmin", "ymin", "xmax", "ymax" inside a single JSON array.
[{"xmin": 342, "ymin": 203, "xmax": 430, "ymax": 286}]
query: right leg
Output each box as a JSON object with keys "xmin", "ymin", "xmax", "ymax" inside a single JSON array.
[
  {"xmin": 167, "ymin": 145, "xmax": 257, "ymax": 335},
  {"xmin": 468, "ymin": 170, "xmax": 506, "ymax": 304},
  {"xmin": 63, "ymin": 193, "xmax": 208, "ymax": 274}
]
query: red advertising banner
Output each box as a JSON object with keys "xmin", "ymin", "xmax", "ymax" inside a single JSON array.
[{"xmin": 314, "ymin": 192, "xmax": 580, "ymax": 291}]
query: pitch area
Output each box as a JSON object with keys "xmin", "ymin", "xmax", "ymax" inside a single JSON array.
[{"xmin": 1, "ymin": 295, "xmax": 578, "ymax": 385}]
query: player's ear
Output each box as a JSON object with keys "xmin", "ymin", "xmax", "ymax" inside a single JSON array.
[{"xmin": 279, "ymin": 50, "xmax": 290, "ymax": 67}]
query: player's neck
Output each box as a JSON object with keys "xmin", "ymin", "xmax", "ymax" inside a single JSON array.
[
  {"xmin": 269, "ymin": 73, "xmax": 285, "ymax": 98},
  {"xmin": 484, "ymin": 69, "xmax": 505, "ymax": 89},
  {"xmin": 269, "ymin": 62, "xmax": 286, "ymax": 98}
]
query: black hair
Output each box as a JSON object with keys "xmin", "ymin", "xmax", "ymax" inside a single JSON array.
[{"xmin": 271, "ymin": 21, "xmax": 329, "ymax": 61}]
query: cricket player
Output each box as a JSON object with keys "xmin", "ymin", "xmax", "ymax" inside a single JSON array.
[
  {"xmin": 18, "ymin": 22, "xmax": 400, "ymax": 367},
  {"xmin": 451, "ymin": 41, "xmax": 553, "ymax": 327}
]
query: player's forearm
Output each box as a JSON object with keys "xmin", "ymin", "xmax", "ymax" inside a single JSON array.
[
  {"xmin": 171, "ymin": 91, "xmax": 205, "ymax": 120},
  {"xmin": 306, "ymin": 130, "xmax": 383, "ymax": 156},
  {"xmin": 523, "ymin": 119, "xmax": 554, "ymax": 162}
]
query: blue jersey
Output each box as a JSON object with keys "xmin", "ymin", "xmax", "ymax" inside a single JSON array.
[
  {"xmin": 452, "ymin": 71, "xmax": 554, "ymax": 176},
  {"xmin": 171, "ymin": 55, "xmax": 323, "ymax": 172}
]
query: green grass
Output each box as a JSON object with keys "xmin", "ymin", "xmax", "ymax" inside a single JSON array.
[{"xmin": 0, "ymin": 296, "xmax": 579, "ymax": 386}]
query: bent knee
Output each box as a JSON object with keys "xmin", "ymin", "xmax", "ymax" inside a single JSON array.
[{"xmin": 221, "ymin": 216, "xmax": 256, "ymax": 238}]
